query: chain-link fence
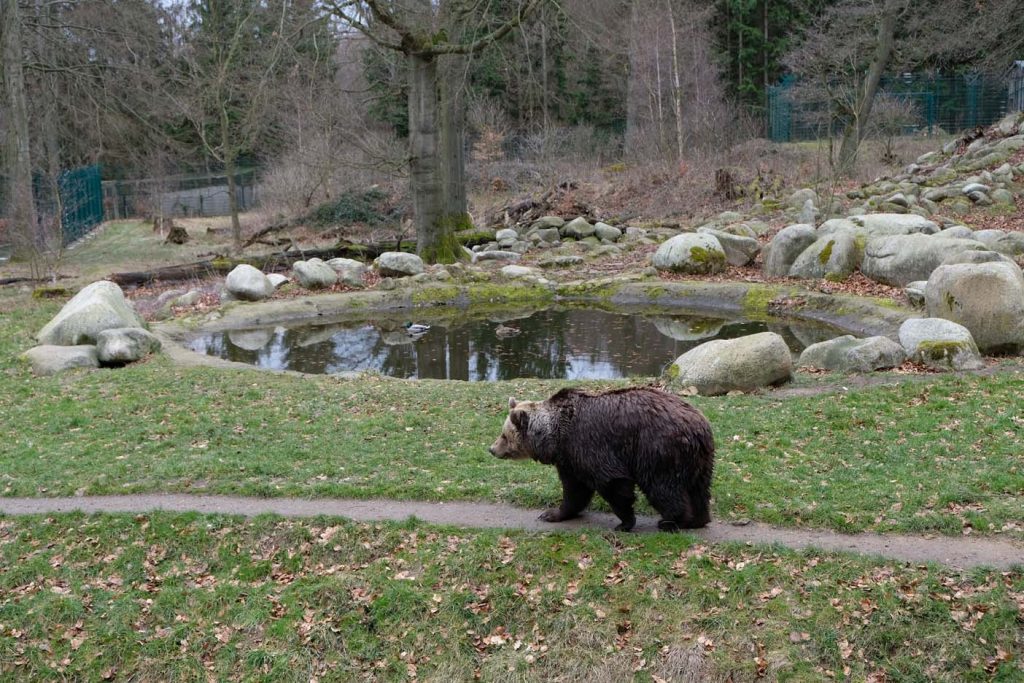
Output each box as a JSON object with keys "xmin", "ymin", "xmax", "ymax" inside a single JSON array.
[
  {"xmin": 102, "ymin": 170, "xmax": 258, "ymax": 221},
  {"xmin": 767, "ymin": 73, "xmax": 1011, "ymax": 142}
]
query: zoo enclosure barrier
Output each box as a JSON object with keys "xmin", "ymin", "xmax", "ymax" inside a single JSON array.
[
  {"xmin": 102, "ymin": 170, "xmax": 259, "ymax": 221},
  {"xmin": 767, "ymin": 73, "xmax": 1011, "ymax": 142},
  {"xmin": 0, "ymin": 164, "xmax": 104, "ymax": 248}
]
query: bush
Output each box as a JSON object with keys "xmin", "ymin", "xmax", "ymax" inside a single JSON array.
[{"xmin": 308, "ymin": 189, "xmax": 399, "ymax": 229}]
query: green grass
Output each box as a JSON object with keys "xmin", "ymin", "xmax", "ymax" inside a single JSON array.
[
  {"xmin": 3, "ymin": 294, "xmax": 1023, "ymax": 539},
  {"xmin": 0, "ymin": 513, "xmax": 1020, "ymax": 681}
]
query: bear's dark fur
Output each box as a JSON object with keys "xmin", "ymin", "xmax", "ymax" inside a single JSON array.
[{"xmin": 489, "ymin": 387, "xmax": 715, "ymax": 531}]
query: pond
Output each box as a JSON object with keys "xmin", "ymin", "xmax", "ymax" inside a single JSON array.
[{"xmin": 187, "ymin": 306, "xmax": 840, "ymax": 381}]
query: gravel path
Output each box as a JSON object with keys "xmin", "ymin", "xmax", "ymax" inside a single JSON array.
[{"xmin": 2, "ymin": 494, "xmax": 1021, "ymax": 570}]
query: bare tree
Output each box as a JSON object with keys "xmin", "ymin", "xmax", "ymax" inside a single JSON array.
[
  {"xmin": 1, "ymin": 0, "xmax": 38, "ymax": 263},
  {"xmin": 322, "ymin": 0, "xmax": 544, "ymax": 263}
]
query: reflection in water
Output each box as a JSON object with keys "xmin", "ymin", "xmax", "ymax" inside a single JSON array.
[{"xmin": 189, "ymin": 308, "xmax": 831, "ymax": 381}]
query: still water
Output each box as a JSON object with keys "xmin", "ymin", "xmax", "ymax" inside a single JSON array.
[{"xmin": 188, "ymin": 307, "xmax": 835, "ymax": 381}]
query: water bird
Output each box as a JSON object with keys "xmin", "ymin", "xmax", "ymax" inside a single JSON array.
[
  {"xmin": 495, "ymin": 324, "xmax": 521, "ymax": 338},
  {"xmin": 404, "ymin": 322, "xmax": 431, "ymax": 336}
]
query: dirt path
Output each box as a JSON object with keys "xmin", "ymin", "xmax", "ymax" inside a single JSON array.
[{"xmin": 2, "ymin": 494, "xmax": 1021, "ymax": 570}]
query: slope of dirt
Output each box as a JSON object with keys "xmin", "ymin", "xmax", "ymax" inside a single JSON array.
[{"xmin": 1, "ymin": 494, "xmax": 1020, "ymax": 570}]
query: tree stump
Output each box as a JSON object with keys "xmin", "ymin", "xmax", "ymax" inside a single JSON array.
[
  {"xmin": 164, "ymin": 224, "xmax": 190, "ymax": 245},
  {"xmin": 714, "ymin": 169, "xmax": 740, "ymax": 200}
]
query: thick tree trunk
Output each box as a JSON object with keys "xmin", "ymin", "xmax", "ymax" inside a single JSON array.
[
  {"xmin": 2, "ymin": 0, "xmax": 38, "ymax": 259},
  {"xmin": 837, "ymin": 1, "xmax": 900, "ymax": 175},
  {"xmin": 408, "ymin": 53, "xmax": 460, "ymax": 263},
  {"xmin": 439, "ymin": 54, "xmax": 468, "ymax": 225}
]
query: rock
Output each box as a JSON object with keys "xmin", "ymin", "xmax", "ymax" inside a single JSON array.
[
  {"xmin": 719, "ymin": 223, "xmax": 758, "ymax": 238},
  {"xmin": 96, "ymin": 327, "xmax": 162, "ymax": 364},
  {"xmin": 495, "ymin": 228, "xmax": 519, "ymax": 243},
  {"xmin": 530, "ymin": 216, "xmax": 565, "ymax": 231},
  {"xmin": 538, "ymin": 255, "xmax": 584, "ymax": 268},
  {"xmin": 292, "ymin": 258, "xmax": 338, "ymax": 289},
  {"xmin": 375, "ymin": 252, "xmax": 425, "ymax": 277},
  {"xmin": 697, "ymin": 227, "xmax": 760, "ymax": 266},
  {"xmin": 474, "ymin": 250, "xmax": 522, "ymax": 262},
  {"xmin": 174, "ymin": 290, "xmax": 202, "ymax": 307},
  {"xmin": 763, "ymin": 224, "xmax": 818, "ymax": 278},
  {"xmin": 266, "ymin": 273, "xmax": 290, "ymax": 289},
  {"xmin": 534, "ymin": 227, "xmax": 562, "ymax": 243},
  {"xmin": 624, "ymin": 226, "xmax": 648, "ymax": 240},
  {"xmin": 940, "ymin": 250, "xmax": 1014, "ymax": 266},
  {"xmin": 924, "ymin": 261, "xmax": 1024, "ymax": 353},
  {"xmin": 225, "ymin": 264, "xmax": 275, "ymax": 302},
  {"xmin": 898, "ymin": 318, "xmax": 984, "ymax": 370},
  {"xmin": 905, "ymin": 281, "xmax": 927, "ymax": 308},
  {"xmin": 717, "ymin": 211, "xmax": 744, "ymax": 223},
  {"xmin": 847, "ymin": 213, "xmax": 939, "ymax": 237},
  {"xmin": 962, "ymin": 182, "xmax": 990, "ymax": 195},
  {"xmin": 798, "ymin": 335, "xmax": 905, "ymax": 373},
  {"xmin": 326, "ymin": 258, "xmax": 368, "ymax": 287},
  {"xmin": 594, "ymin": 223, "xmax": 622, "ymax": 242},
  {"xmin": 937, "ymin": 225, "xmax": 973, "ymax": 240},
  {"xmin": 970, "ymin": 229, "xmax": 1024, "ymax": 256},
  {"xmin": 990, "ymin": 188, "xmax": 1015, "ymax": 205},
  {"xmin": 886, "ymin": 192, "xmax": 910, "ymax": 208},
  {"xmin": 788, "ymin": 232, "xmax": 859, "ymax": 281},
  {"xmin": 860, "ymin": 235, "xmax": 987, "ymax": 286},
  {"xmin": 666, "ymin": 332, "xmax": 793, "ymax": 396},
  {"xmin": 787, "ymin": 188, "xmax": 818, "ymax": 211},
  {"xmin": 651, "ymin": 233, "xmax": 727, "ymax": 275},
  {"xmin": 500, "ymin": 265, "xmax": 539, "ymax": 279},
  {"xmin": 561, "ymin": 217, "xmax": 595, "ymax": 239},
  {"xmin": 798, "ymin": 199, "xmax": 817, "ymax": 225},
  {"xmin": 37, "ymin": 281, "xmax": 145, "ymax": 346},
  {"xmin": 21, "ymin": 345, "xmax": 99, "ymax": 376}
]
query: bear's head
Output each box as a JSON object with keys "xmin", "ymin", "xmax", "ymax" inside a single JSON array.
[{"xmin": 489, "ymin": 397, "xmax": 545, "ymax": 461}]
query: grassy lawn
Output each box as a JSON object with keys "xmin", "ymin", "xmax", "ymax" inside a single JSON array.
[
  {"xmin": 1, "ymin": 513, "xmax": 1021, "ymax": 681},
  {"xmin": 3, "ymin": 294, "xmax": 1023, "ymax": 539}
]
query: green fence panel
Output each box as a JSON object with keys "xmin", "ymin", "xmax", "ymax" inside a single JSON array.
[{"xmin": 58, "ymin": 165, "xmax": 104, "ymax": 245}]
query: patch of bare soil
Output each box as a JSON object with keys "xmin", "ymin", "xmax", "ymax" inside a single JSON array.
[{"xmin": 0, "ymin": 495, "xmax": 1019, "ymax": 570}]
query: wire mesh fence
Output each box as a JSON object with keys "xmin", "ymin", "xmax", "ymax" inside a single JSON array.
[
  {"xmin": 102, "ymin": 170, "xmax": 259, "ymax": 221},
  {"xmin": 767, "ymin": 73, "xmax": 1012, "ymax": 142},
  {"xmin": 0, "ymin": 164, "xmax": 104, "ymax": 249}
]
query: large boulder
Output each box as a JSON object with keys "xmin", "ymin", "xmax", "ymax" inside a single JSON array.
[
  {"xmin": 560, "ymin": 216, "xmax": 596, "ymax": 239},
  {"xmin": 798, "ymin": 335, "xmax": 906, "ymax": 373},
  {"xmin": 36, "ymin": 281, "xmax": 145, "ymax": 346},
  {"xmin": 970, "ymin": 229, "xmax": 1024, "ymax": 256},
  {"xmin": 21, "ymin": 345, "xmax": 99, "ymax": 376},
  {"xmin": 847, "ymin": 213, "xmax": 939, "ymax": 238},
  {"xmin": 898, "ymin": 318, "xmax": 984, "ymax": 371},
  {"xmin": 594, "ymin": 223, "xmax": 622, "ymax": 242},
  {"xmin": 326, "ymin": 258, "xmax": 368, "ymax": 287},
  {"xmin": 763, "ymin": 224, "xmax": 817, "ymax": 277},
  {"xmin": 225, "ymin": 264, "xmax": 275, "ymax": 301},
  {"xmin": 860, "ymin": 235, "xmax": 987, "ymax": 286},
  {"xmin": 697, "ymin": 227, "xmax": 760, "ymax": 266},
  {"xmin": 375, "ymin": 252, "xmax": 425, "ymax": 277},
  {"xmin": 924, "ymin": 261, "xmax": 1024, "ymax": 353},
  {"xmin": 788, "ymin": 232, "xmax": 859, "ymax": 281},
  {"xmin": 666, "ymin": 332, "xmax": 792, "ymax": 395},
  {"xmin": 292, "ymin": 258, "xmax": 338, "ymax": 289},
  {"xmin": 652, "ymin": 233, "xmax": 727, "ymax": 275},
  {"xmin": 96, "ymin": 327, "xmax": 162, "ymax": 364}
]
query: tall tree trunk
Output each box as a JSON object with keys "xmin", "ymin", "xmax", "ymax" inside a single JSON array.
[
  {"xmin": 221, "ymin": 106, "xmax": 242, "ymax": 253},
  {"xmin": 837, "ymin": 1, "xmax": 900, "ymax": 175},
  {"xmin": 2, "ymin": 0, "xmax": 38, "ymax": 260},
  {"xmin": 408, "ymin": 53, "xmax": 455, "ymax": 263},
  {"xmin": 667, "ymin": 0, "xmax": 685, "ymax": 164},
  {"xmin": 439, "ymin": 54, "xmax": 468, "ymax": 231},
  {"xmin": 625, "ymin": 0, "xmax": 640, "ymax": 151},
  {"xmin": 37, "ymin": 0, "xmax": 63, "ymax": 253}
]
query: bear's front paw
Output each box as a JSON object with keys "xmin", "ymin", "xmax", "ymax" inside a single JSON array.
[
  {"xmin": 538, "ymin": 508, "xmax": 566, "ymax": 522},
  {"xmin": 614, "ymin": 520, "xmax": 636, "ymax": 532}
]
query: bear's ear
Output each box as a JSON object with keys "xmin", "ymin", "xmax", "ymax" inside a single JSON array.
[
  {"xmin": 508, "ymin": 397, "xmax": 517, "ymax": 410},
  {"xmin": 510, "ymin": 409, "xmax": 529, "ymax": 433}
]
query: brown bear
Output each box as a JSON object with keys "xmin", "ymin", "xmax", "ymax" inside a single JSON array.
[{"xmin": 489, "ymin": 387, "xmax": 715, "ymax": 531}]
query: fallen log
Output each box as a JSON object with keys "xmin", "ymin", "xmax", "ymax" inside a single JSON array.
[{"xmin": 108, "ymin": 240, "xmax": 416, "ymax": 288}]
